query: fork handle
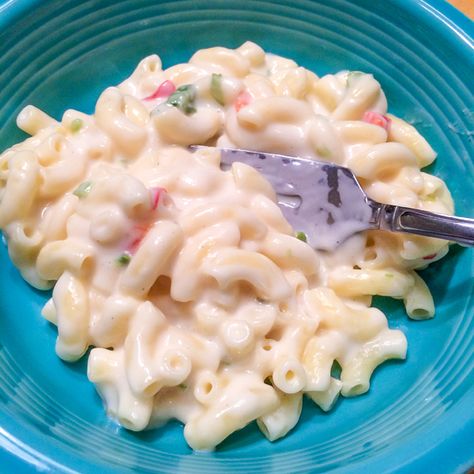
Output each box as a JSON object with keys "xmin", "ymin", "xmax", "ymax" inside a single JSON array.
[{"xmin": 372, "ymin": 202, "xmax": 474, "ymax": 246}]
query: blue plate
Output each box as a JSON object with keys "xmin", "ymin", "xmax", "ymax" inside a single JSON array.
[{"xmin": 0, "ymin": 0, "xmax": 473, "ymax": 472}]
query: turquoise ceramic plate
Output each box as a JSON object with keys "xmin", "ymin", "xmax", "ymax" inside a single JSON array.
[{"xmin": 0, "ymin": 0, "xmax": 473, "ymax": 472}]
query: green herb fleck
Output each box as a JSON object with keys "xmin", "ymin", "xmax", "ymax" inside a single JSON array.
[
  {"xmin": 119, "ymin": 158, "xmax": 129, "ymax": 167},
  {"xmin": 385, "ymin": 273, "xmax": 394, "ymax": 278},
  {"xmin": 178, "ymin": 383, "xmax": 187, "ymax": 390},
  {"xmin": 70, "ymin": 118, "xmax": 84, "ymax": 133},
  {"xmin": 347, "ymin": 71, "xmax": 364, "ymax": 88},
  {"xmin": 116, "ymin": 253, "xmax": 131, "ymax": 266},
  {"xmin": 166, "ymin": 84, "xmax": 197, "ymax": 115},
  {"xmin": 210, "ymin": 73, "xmax": 225, "ymax": 105},
  {"xmin": 264, "ymin": 376, "xmax": 273, "ymax": 386},
  {"xmin": 73, "ymin": 181, "xmax": 93, "ymax": 198},
  {"xmin": 316, "ymin": 146, "xmax": 332, "ymax": 158},
  {"xmin": 296, "ymin": 231, "xmax": 307, "ymax": 242}
]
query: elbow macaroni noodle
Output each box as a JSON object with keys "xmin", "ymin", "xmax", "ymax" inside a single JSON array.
[{"xmin": 0, "ymin": 42, "xmax": 454, "ymax": 450}]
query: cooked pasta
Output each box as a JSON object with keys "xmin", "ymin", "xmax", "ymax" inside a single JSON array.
[{"xmin": 0, "ymin": 42, "xmax": 453, "ymax": 450}]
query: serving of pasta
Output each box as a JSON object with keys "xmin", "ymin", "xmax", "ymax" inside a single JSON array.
[{"xmin": 0, "ymin": 42, "xmax": 454, "ymax": 450}]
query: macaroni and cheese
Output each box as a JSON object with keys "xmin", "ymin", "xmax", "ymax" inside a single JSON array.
[{"xmin": 0, "ymin": 42, "xmax": 453, "ymax": 450}]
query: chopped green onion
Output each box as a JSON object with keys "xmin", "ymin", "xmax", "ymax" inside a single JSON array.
[
  {"xmin": 264, "ymin": 376, "xmax": 273, "ymax": 386},
  {"xmin": 73, "ymin": 181, "xmax": 93, "ymax": 198},
  {"xmin": 166, "ymin": 84, "xmax": 197, "ymax": 115},
  {"xmin": 210, "ymin": 73, "xmax": 225, "ymax": 105},
  {"xmin": 116, "ymin": 253, "xmax": 131, "ymax": 266},
  {"xmin": 178, "ymin": 383, "xmax": 187, "ymax": 390},
  {"xmin": 296, "ymin": 231, "xmax": 307, "ymax": 242},
  {"xmin": 316, "ymin": 146, "xmax": 332, "ymax": 158},
  {"xmin": 70, "ymin": 118, "xmax": 83, "ymax": 133},
  {"xmin": 347, "ymin": 71, "xmax": 364, "ymax": 87}
]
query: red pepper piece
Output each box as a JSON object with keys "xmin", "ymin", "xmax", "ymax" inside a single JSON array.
[
  {"xmin": 362, "ymin": 111, "xmax": 391, "ymax": 131},
  {"xmin": 150, "ymin": 187, "xmax": 167, "ymax": 210},
  {"xmin": 143, "ymin": 80, "xmax": 176, "ymax": 101},
  {"xmin": 126, "ymin": 224, "xmax": 150, "ymax": 254},
  {"xmin": 234, "ymin": 91, "xmax": 252, "ymax": 112}
]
